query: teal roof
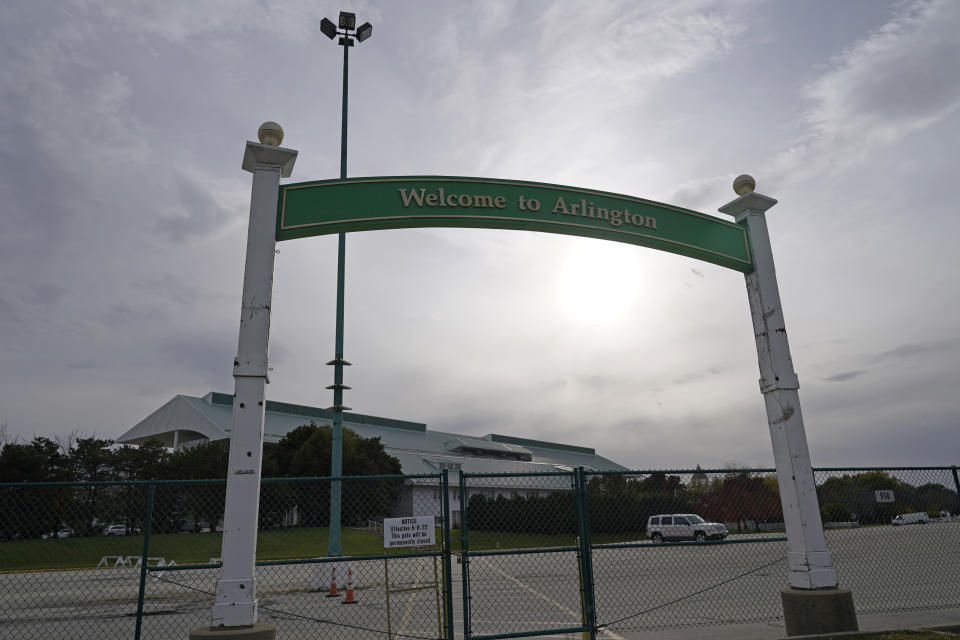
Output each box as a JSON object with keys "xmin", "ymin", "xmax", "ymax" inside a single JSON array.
[
  {"xmin": 117, "ymin": 392, "xmax": 627, "ymax": 473},
  {"xmin": 206, "ymin": 392, "xmax": 427, "ymax": 433}
]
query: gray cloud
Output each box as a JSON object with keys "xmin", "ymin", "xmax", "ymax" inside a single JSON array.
[
  {"xmin": 672, "ymin": 368, "xmax": 722, "ymax": 386},
  {"xmin": 154, "ymin": 174, "xmax": 233, "ymax": 242},
  {"xmin": 576, "ymin": 374, "xmax": 622, "ymax": 393},
  {"xmin": 874, "ymin": 341, "xmax": 954, "ymax": 363},
  {"xmin": 155, "ymin": 331, "xmax": 236, "ymax": 386},
  {"xmin": 540, "ymin": 378, "xmax": 568, "ymax": 393},
  {"xmin": 823, "ymin": 370, "xmax": 867, "ymax": 383},
  {"xmin": 65, "ymin": 361, "xmax": 99, "ymax": 371},
  {"xmin": 138, "ymin": 274, "xmax": 207, "ymax": 308},
  {"xmin": 774, "ymin": 0, "xmax": 960, "ymax": 183},
  {"xmin": 20, "ymin": 283, "xmax": 69, "ymax": 306},
  {"xmin": 100, "ymin": 303, "xmax": 140, "ymax": 329}
]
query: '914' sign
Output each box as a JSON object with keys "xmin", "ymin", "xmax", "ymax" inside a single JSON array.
[{"xmin": 875, "ymin": 490, "xmax": 895, "ymax": 503}]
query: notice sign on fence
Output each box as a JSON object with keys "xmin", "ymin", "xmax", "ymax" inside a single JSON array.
[
  {"xmin": 875, "ymin": 490, "xmax": 895, "ymax": 503},
  {"xmin": 383, "ymin": 516, "xmax": 436, "ymax": 548}
]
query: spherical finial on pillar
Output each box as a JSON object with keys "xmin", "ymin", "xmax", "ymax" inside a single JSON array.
[
  {"xmin": 257, "ymin": 121, "xmax": 284, "ymax": 146},
  {"xmin": 733, "ymin": 174, "xmax": 756, "ymax": 196}
]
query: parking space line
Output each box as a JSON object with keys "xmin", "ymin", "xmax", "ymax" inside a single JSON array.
[
  {"xmin": 488, "ymin": 563, "xmax": 579, "ymax": 619},
  {"xmin": 395, "ymin": 556, "xmax": 426, "ymax": 638},
  {"xmin": 485, "ymin": 564, "xmax": 625, "ymax": 640}
]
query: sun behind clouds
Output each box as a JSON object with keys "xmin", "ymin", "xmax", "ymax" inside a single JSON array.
[{"xmin": 555, "ymin": 241, "xmax": 647, "ymax": 325}]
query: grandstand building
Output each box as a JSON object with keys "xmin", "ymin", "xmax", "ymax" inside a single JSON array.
[{"xmin": 116, "ymin": 392, "xmax": 626, "ymax": 525}]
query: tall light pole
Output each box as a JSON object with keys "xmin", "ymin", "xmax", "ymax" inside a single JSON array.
[{"xmin": 319, "ymin": 11, "xmax": 372, "ymax": 559}]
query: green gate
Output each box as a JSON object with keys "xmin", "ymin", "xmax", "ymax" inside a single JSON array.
[{"xmin": 458, "ymin": 466, "xmax": 960, "ymax": 639}]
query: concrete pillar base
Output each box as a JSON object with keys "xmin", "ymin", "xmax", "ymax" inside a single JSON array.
[
  {"xmin": 781, "ymin": 588, "xmax": 858, "ymax": 637},
  {"xmin": 189, "ymin": 623, "xmax": 276, "ymax": 640}
]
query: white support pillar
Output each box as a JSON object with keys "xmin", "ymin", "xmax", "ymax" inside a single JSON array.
[
  {"xmin": 209, "ymin": 134, "xmax": 297, "ymax": 629},
  {"xmin": 719, "ymin": 185, "xmax": 838, "ymax": 590}
]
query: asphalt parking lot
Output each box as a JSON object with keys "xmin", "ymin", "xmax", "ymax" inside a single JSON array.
[{"xmin": 1, "ymin": 521, "xmax": 958, "ymax": 639}]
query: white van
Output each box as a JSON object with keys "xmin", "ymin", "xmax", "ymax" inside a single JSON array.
[{"xmin": 891, "ymin": 512, "xmax": 929, "ymax": 526}]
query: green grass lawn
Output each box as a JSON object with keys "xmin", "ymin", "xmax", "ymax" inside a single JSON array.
[
  {"xmin": 451, "ymin": 529, "xmax": 578, "ymax": 551},
  {"xmin": 0, "ymin": 527, "xmax": 394, "ymax": 572},
  {"xmin": 0, "ymin": 527, "xmax": 774, "ymax": 572},
  {"xmin": 451, "ymin": 530, "xmax": 653, "ymax": 549},
  {"xmin": 1, "ymin": 527, "xmax": 584, "ymax": 572}
]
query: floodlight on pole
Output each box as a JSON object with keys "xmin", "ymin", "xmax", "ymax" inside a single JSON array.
[
  {"xmin": 356, "ymin": 22, "xmax": 373, "ymax": 42},
  {"xmin": 338, "ymin": 11, "xmax": 356, "ymax": 30},
  {"xmin": 320, "ymin": 17, "xmax": 337, "ymax": 40},
  {"xmin": 319, "ymin": 9, "xmax": 373, "ymax": 561}
]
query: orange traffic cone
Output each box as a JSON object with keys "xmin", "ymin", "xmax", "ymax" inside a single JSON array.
[
  {"xmin": 342, "ymin": 567, "xmax": 358, "ymax": 604},
  {"xmin": 325, "ymin": 566, "xmax": 340, "ymax": 597}
]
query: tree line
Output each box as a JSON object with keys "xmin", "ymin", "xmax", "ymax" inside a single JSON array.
[
  {"xmin": 467, "ymin": 467, "xmax": 959, "ymax": 535},
  {"xmin": 467, "ymin": 468, "xmax": 782, "ymax": 535},
  {"xmin": 0, "ymin": 424, "xmax": 402, "ymax": 540},
  {"xmin": 4, "ymin": 429, "xmax": 957, "ymax": 541}
]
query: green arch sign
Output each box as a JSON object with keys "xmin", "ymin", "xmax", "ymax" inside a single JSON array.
[{"xmin": 277, "ymin": 176, "xmax": 752, "ymax": 272}]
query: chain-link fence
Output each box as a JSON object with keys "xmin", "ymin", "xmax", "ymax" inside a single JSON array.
[
  {"xmin": 458, "ymin": 472, "xmax": 587, "ymax": 640},
  {"xmin": 3, "ymin": 466, "xmax": 959, "ymax": 639},
  {"xmin": 1, "ymin": 473, "xmax": 454, "ymax": 640},
  {"xmin": 458, "ymin": 466, "xmax": 960, "ymax": 639},
  {"xmin": 586, "ymin": 468, "xmax": 788, "ymax": 633},
  {"xmin": 814, "ymin": 467, "xmax": 960, "ymax": 617},
  {"xmin": 1, "ymin": 480, "xmax": 153, "ymax": 640}
]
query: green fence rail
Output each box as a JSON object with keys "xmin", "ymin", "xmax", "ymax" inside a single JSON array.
[
  {"xmin": 458, "ymin": 465, "xmax": 960, "ymax": 639},
  {"xmin": 1, "ymin": 472, "xmax": 453, "ymax": 640},
  {"xmin": 2, "ymin": 466, "xmax": 959, "ymax": 639}
]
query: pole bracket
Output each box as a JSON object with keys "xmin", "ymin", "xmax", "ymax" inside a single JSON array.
[
  {"xmin": 759, "ymin": 373, "xmax": 800, "ymax": 393},
  {"xmin": 233, "ymin": 358, "xmax": 269, "ymax": 377}
]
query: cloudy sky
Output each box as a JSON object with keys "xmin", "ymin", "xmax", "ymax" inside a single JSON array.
[{"xmin": 2, "ymin": 0, "xmax": 959, "ymax": 469}]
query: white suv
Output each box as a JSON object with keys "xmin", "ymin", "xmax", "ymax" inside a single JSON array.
[
  {"xmin": 101, "ymin": 524, "xmax": 128, "ymax": 536},
  {"xmin": 647, "ymin": 514, "xmax": 727, "ymax": 542}
]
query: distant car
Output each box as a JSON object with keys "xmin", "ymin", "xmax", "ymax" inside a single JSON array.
[
  {"xmin": 101, "ymin": 524, "xmax": 128, "ymax": 536},
  {"xmin": 647, "ymin": 514, "xmax": 728, "ymax": 542},
  {"xmin": 56, "ymin": 528, "xmax": 76, "ymax": 538},
  {"xmin": 891, "ymin": 512, "xmax": 929, "ymax": 526}
]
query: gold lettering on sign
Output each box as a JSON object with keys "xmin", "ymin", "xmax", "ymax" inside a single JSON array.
[
  {"xmin": 551, "ymin": 196, "xmax": 656, "ymax": 230},
  {"xmin": 398, "ymin": 188, "xmax": 507, "ymax": 210},
  {"xmin": 396, "ymin": 187, "xmax": 657, "ymax": 232}
]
